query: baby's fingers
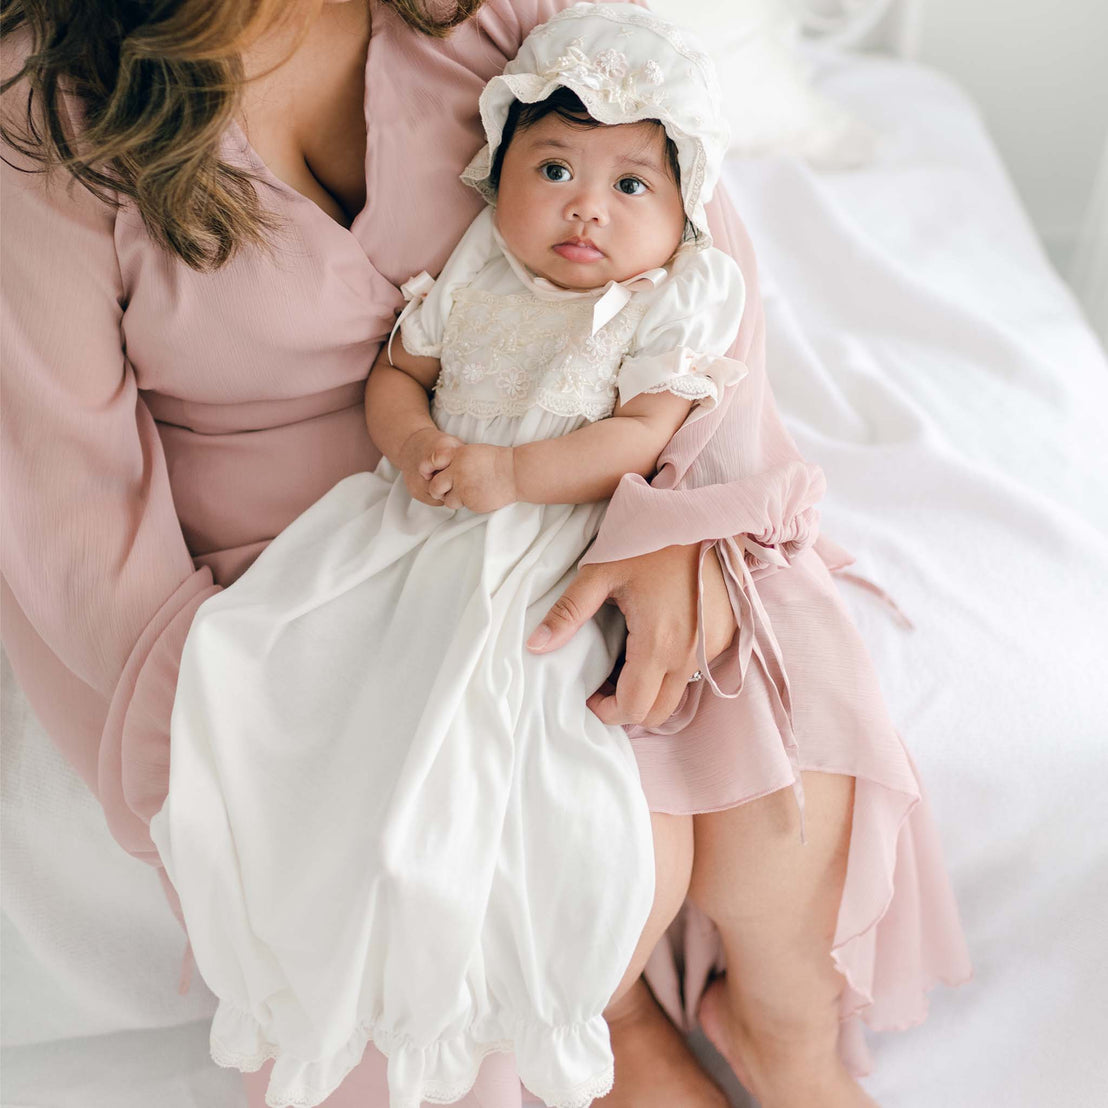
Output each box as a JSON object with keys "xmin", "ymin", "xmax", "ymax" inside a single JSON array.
[
  {"xmin": 403, "ymin": 472, "xmax": 442, "ymax": 506},
  {"xmin": 427, "ymin": 467, "xmax": 454, "ymax": 502},
  {"xmin": 419, "ymin": 442, "xmax": 459, "ymax": 479}
]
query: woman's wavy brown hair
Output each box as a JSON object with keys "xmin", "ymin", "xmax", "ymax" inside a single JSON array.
[{"xmin": 1, "ymin": 0, "xmax": 486, "ymax": 270}]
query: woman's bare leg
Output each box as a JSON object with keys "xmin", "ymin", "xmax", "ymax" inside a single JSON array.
[
  {"xmin": 690, "ymin": 772, "xmax": 877, "ymax": 1108},
  {"xmin": 595, "ymin": 812, "xmax": 730, "ymax": 1108}
]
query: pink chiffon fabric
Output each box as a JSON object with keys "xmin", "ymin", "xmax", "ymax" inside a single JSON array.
[{"xmin": 0, "ymin": 0, "xmax": 969, "ymax": 1102}]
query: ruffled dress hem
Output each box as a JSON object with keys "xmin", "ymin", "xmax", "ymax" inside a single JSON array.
[
  {"xmin": 659, "ymin": 764, "xmax": 972, "ymax": 1081},
  {"xmin": 828, "ymin": 774, "xmax": 974, "ymax": 1075},
  {"xmin": 209, "ymin": 1001, "xmax": 615, "ymax": 1108}
]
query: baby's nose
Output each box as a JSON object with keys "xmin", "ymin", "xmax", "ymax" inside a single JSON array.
[{"xmin": 565, "ymin": 185, "xmax": 609, "ymax": 225}]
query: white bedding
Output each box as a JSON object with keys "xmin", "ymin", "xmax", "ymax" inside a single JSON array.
[{"xmin": 4, "ymin": 48, "xmax": 1107, "ymax": 1108}]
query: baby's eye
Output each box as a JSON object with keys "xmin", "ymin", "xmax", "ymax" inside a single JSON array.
[
  {"xmin": 541, "ymin": 163, "xmax": 571, "ymax": 182},
  {"xmin": 616, "ymin": 177, "xmax": 647, "ymax": 196}
]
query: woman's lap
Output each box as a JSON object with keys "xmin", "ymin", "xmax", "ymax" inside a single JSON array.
[{"xmin": 243, "ymin": 549, "xmax": 969, "ymax": 1102}]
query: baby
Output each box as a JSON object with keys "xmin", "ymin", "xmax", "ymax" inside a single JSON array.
[
  {"xmin": 378, "ymin": 84, "xmax": 731, "ymax": 516},
  {"xmin": 152, "ymin": 6, "xmax": 746, "ymax": 1108}
]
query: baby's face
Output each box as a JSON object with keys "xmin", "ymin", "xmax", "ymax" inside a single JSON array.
[{"xmin": 494, "ymin": 114, "xmax": 686, "ymax": 290}]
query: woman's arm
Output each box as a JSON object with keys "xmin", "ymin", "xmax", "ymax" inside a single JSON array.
[
  {"xmin": 0, "ymin": 128, "xmax": 219, "ymax": 863},
  {"xmin": 427, "ymin": 391, "xmax": 693, "ymax": 511},
  {"xmin": 527, "ymin": 188, "xmax": 826, "ymax": 728}
]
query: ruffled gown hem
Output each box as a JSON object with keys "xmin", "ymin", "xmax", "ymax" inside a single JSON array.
[{"xmin": 208, "ymin": 1000, "xmax": 615, "ymax": 1108}]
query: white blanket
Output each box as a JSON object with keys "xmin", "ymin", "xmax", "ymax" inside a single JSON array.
[{"xmin": 4, "ymin": 49, "xmax": 1106, "ymax": 1108}]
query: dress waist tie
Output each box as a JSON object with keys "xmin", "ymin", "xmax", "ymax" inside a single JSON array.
[{"xmin": 642, "ymin": 538, "xmax": 807, "ymax": 844}]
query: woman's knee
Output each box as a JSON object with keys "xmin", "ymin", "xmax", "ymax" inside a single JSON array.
[{"xmin": 606, "ymin": 811, "xmax": 694, "ymax": 1010}]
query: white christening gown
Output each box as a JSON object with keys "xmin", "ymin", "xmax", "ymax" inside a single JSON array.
[{"xmin": 150, "ymin": 207, "xmax": 747, "ymax": 1108}]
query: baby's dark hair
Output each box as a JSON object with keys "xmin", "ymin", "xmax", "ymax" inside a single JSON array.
[{"xmin": 489, "ymin": 87, "xmax": 682, "ymax": 192}]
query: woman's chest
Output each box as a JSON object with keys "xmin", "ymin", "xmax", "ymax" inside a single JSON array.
[
  {"xmin": 115, "ymin": 198, "xmax": 398, "ymax": 411},
  {"xmin": 237, "ymin": 0, "xmax": 372, "ymax": 226},
  {"xmin": 115, "ymin": 2, "xmax": 515, "ymax": 409}
]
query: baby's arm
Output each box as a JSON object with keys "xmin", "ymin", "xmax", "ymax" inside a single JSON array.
[
  {"xmin": 365, "ymin": 339, "xmax": 464, "ymax": 506},
  {"xmin": 427, "ymin": 390, "xmax": 694, "ymax": 511}
]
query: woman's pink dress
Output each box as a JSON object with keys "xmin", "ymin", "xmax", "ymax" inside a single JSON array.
[{"xmin": 0, "ymin": 0, "xmax": 970, "ymax": 1101}]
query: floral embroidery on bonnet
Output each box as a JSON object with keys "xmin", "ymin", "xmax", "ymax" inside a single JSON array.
[{"xmin": 460, "ymin": 2, "xmax": 731, "ymax": 252}]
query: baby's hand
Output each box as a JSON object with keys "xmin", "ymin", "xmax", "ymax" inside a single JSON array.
[
  {"xmin": 398, "ymin": 428, "xmax": 466, "ymax": 506},
  {"xmin": 427, "ymin": 444, "xmax": 517, "ymax": 513}
]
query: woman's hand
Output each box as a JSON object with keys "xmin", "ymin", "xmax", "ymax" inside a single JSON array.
[
  {"xmin": 527, "ymin": 543, "xmax": 739, "ymax": 728},
  {"xmin": 428, "ymin": 444, "xmax": 518, "ymax": 513},
  {"xmin": 398, "ymin": 428, "xmax": 466, "ymax": 505}
]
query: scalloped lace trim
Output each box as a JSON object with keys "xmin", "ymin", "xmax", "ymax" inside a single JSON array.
[
  {"xmin": 644, "ymin": 376, "xmax": 718, "ymax": 403},
  {"xmin": 433, "ymin": 390, "xmax": 616, "ymax": 423},
  {"xmin": 525, "ymin": 1066, "xmax": 614, "ymax": 1108}
]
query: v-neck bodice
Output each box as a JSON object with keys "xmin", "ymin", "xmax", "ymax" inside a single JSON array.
[{"xmin": 108, "ymin": 0, "xmax": 530, "ymax": 583}]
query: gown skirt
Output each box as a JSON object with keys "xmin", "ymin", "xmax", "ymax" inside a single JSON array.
[
  {"xmin": 152, "ymin": 402, "xmax": 659, "ymax": 1108},
  {"xmin": 154, "ymin": 400, "xmax": 972, "ymax": 1107}
]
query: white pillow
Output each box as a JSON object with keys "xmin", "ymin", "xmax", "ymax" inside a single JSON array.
[{"xmin": 648, "ymin": 0, "xmax": 877, "ymax": 168}]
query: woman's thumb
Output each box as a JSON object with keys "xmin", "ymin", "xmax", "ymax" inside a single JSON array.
[{"xmin": 527, "ymin": 570, "xmax": 610, "ymax": 653}]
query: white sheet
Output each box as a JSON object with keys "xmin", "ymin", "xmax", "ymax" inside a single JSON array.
[
  {"xmin": 725, "ymin": 47, "xmax": 1108, "ymax": 1107},
  {"xmin": 4, "ymin": 48, "xmax": 1107, "ymax": 1108}
]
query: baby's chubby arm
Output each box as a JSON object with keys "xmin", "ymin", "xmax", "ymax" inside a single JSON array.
[
  {"xmin": 365, "ymin": 338, "xmax": 464, "ymax": 506},
  {"xmin": 428, "ymin": 390, "xmax": 694, "ymax": 512}
]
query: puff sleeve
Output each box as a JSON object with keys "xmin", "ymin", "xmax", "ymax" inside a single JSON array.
[
  {"xmin": 397, "ymin": 206, "xmax": 500, "ymax": 358},
  {"xmin": 617, "ymin": 246, "xmax": 748, "ymax": 422}
]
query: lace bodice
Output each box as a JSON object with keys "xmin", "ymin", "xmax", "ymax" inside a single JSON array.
[
  {"xmin": 435, "ymin": 288, "xmax": 649, "ymax": 423},
  {"xmin": 398, "ymin": 206, "xmax": 748, "ymax": 426}
]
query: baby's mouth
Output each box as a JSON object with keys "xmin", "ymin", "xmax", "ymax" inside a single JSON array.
[{"xmin": 552, "ymin": 238, "xmax": 605, "ymax": 263}]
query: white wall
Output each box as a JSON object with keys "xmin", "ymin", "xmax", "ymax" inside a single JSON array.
[{"xmin": 909, "ymin": 0, "xmax": 1108, "ymax": 276}]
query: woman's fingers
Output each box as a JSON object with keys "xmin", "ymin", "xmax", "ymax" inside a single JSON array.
[
  {"xmin": 642, "ymin": 669, "xmax": 694, "ymax": 729},
  {"xmin": 527, "ymin": 566, "xmax": 613, "ymax": 653},
  {"xmin": 588, "ymin": 656, "xmax": 666, "ymax": 726},
  {"xmin": 589, "ymin": 655, "xmax": 694, "ymax": 727}
]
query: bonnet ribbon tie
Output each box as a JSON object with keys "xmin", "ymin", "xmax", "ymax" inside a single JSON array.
[
  {"xmin": 387, "ymin": 270, "xmax": 436, "ymax": 366},
  {"xmin": 524, "ymin": 268, "xmax": 669, "ymax": 335},
  {"xmin": 491, "ymin": 222, "xmax": 669, "ymax": 334},
  {"xmin": 586, "ymin": 272, "xmax": 668, "ymax": 334}
]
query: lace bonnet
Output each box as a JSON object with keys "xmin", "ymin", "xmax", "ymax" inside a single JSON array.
[{"xmin": 461, "ymin": 2, "xmax": 729, "ymax": 249}]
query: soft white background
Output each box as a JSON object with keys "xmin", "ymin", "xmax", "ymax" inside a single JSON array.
[{"xmin": 908, "ymin": 0, "xmax": 1108, "ymax": 276}]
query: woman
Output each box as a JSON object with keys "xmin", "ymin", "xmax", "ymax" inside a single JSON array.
[{"xmin": 0, "ymin": 1, "xmax": 970, "ymax": 1106}]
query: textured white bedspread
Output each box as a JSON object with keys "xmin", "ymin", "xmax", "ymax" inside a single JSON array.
[
  {"xmin": 720, "ymin": 48, "xmax": 1108, "ymax": 1108},
  {"xmin": 4, "ymin": 49, "xmax": 1106, "ymax": 1108}
]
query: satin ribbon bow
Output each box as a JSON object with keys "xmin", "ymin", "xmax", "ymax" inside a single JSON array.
[
  {"xmin": 387, "ymin": 270, "xmax": 436, "ymax": 366},
  {"xmin": 491, "ymin": 222, "xmax": 670, "ymax": 334}
]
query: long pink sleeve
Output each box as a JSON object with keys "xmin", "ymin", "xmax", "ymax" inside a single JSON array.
[
  {"xmin": 583, "ymin": 187, "xmax": 824, "ymax": 569},
  {"xmin": 0, "ymin": 126, "xmax": 219, "ymax": 864}
]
